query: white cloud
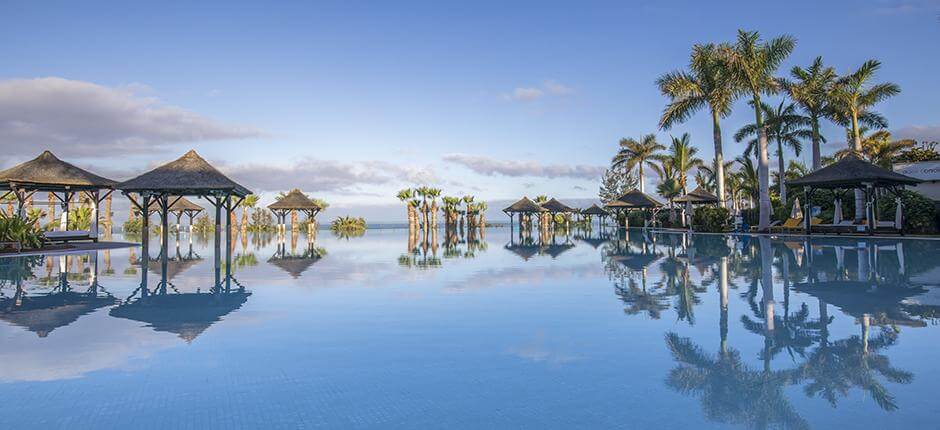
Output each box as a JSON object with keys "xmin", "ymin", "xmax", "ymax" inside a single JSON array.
[
  {"xmin": 0, "ymin": 77, "xmax": 261, "ymax": 158},
  {"xmin": 442, "ymin": 153, "xmax": 604, "ymax": 180},
  {"xmin": 502, "ymin": 79, "xmax": 575, "ymax": 102},
  {"xmin": 893, "ymin": 124, "xmax": 940, "ymax": 142},
  {"xmin": 221, "ymin": 157, "xmax": 440, "ymax": 193}
]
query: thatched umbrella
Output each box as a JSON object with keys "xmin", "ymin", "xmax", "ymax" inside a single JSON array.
[
  {"xmin": 0, "ymin": 151, "xmax": 117, "ymax": 238},
  {"xmin": 787, "ymin": 155, "xmax": 922, "ymax": 234},
  {"xmin": 118, "ymin": 150, "xmax": 253, "ymax": 290},
  {"xmin": 503, "ymin": 197, "xmax": 547, "ymax": 231},
  {"xmin": 674, "ymin": 187, "xmax": 719, "ymax": 228},
  {"xmin": 268, "ymin": 189, "xmax": 322, "ymax": 235},
  {"xmin": 145, "ymin": 196, "xmax": 204, "ymax": 233},
  {"xmin": 606, "ymin": 189, "xmax": 662, "ymax": 228}
]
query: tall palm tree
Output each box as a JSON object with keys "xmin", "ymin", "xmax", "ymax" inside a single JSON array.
[
  {"xmin": 829, "ymin": 59, "xmax": 900, "ymax": 221},
  {"xmin": 833, "ymin": 129, "xmax": 914, "ymax": 170},
  {"xmin": 735, "ymin": 100, "xmax": 812, "ymax": 202},
  {"xmin": 782, "ymin": 56, "xmax": 837, "ymax": 170},
  {"xmin": 735, "ymin": 156, "xmax": 760, "ymax": 207},
  {"xmin": 658, "ymin": 43, "xmax": 739, "ymax": 207},
  {"xmin": 659, "ymin": 133, "xmax": 703, "ymax": 195},
  {"xmin": 463, "ymin": 195, "xmax": 475, "ymax": 227},
  {"xmin": 725, "ymin": 29, "xmax": 795, "ymax": 231},
  {"xmin": 397, "ymin": 188, "xmax": 415, "ymax": 229},
  {"xmin": 612, "ymin": 134, "xmax": 664, "ymax": 194},
  {"xmin": 241, "ymin": 195, "xmax": 259, "ymax": 232},
  {"xmin": 697, "ymin": 160, "xmax": 734, "ymax": 195}
]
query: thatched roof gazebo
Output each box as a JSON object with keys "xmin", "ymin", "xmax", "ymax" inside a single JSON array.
[
  {"xmin": 582, "ymin": 204, "xmax": 609, "ymax": 217},
  {"xmin": 503, "ymin": 197, "xmax": 547, "ymax": 231},
  {"xmin": 117, "ymin": 150, "xmax": 252, "ymax": 289},
  {"xmin": 539, "ymin": 198, "xmax": 577, "ymax": 229},
  {"xmin": 674, "ymin": 187, "xmax": 719, "ymax": 204},
  {"xmin": 268, "ymin": 189, "xmax": 322, "ymax": 233},
  {"xmin": 787, "ymin": 155, "xmax": 922, "ymax": 234},
  {"xmin": 605, "ymin": 190, "xmax": 662, "ymax": 229},
  {"xmin": 0, "ymin": 151, "xmax": 117, "ymax": 241},
  {"xmin": 145, "ymin": 196, "xmax": 204, "ymax": 231}
]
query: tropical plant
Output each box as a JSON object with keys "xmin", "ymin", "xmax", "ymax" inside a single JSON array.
[
  {"xmin": 330, "ymin": 216, "xmax": 366, "ymax": 238},
  {"xmin": 697, "ymin": 160, "xmax": 734, "ymax": 195},
  {"xmin": 829, "ymin": 59, "xmax": 900, "ymax": 220},
  {"xmin": 658, "ymin": 43, "xmax": 739, "ymax": 206},
  {"xmin": 192, "ymin": 214, "xmax": 214, "ymax": 234},
  {"xmin": 724, "ymin": 29, "xmax": 795, "ymax": 230},
  {"xmin": 782, "ymin": 56, "xmax": 837, "ymax": 170},
  {"xmin": 735, "ymin": 100, "xmax": 812, "ymax": 202},
  {"xmin": 397, "ymin": 188, "xmax": 416, "ymax": 229},
  {"xmin": 612, "ymin": 134, "xmax": 665, "ymax": 194},
  {"xmin": 833, "ymin": 129, "xmax": 914, "ymax": 170},
  {"xmin": 248, "ymin": 208, "xmax": 275, "ymax": 232},
  {"xmin": 241, "ymin": 194, "xmax": 259, "ymax": 231},
  {"xmin": 895, "ymin": 140, "xmax": 940, "ymax": 163},
  {"xmin": 67, "ymin": 206, "xmax": 93, "ymax": 231},
  {"xmin": 0, "ymin": 212, "xmax": 45, "ymax": 249},
  {"xmin": 691, "ymin": 206, "xmax": 732, "ymax": 232},
  {"xmin": 657, "ymin": 133, "xmax": 703, "ymax": 195}
]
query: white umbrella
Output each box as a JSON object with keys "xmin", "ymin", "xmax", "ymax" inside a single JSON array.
[
  {"xmin": 790, "ymin": 198, "xmax": 802, "ymax": 219},
  {"xmin": 833, "ymin": 198, "xmax": 843, "ymax": 224},
  {"xmin": 895, "ymin": 197, "xmax": 903, "ymax": 230}
]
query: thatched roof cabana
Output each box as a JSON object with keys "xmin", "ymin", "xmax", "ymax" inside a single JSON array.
[
  {"xmin": 118, "ymin": 150, "xmax": 251, "ymax": 197},
  {"xmin": 0, "ymin": 151, "xmax": 117, "ymax": 237},
  {"xmin": 674, "ymin": 186, "xmax": 719, "ymax": 204},
  {"xmin": 788, "ymin": 156, "xmax": 922, "ymax": 189},
  {"xmin": 268, "ymin": 189, "xmax": 322, "ymax": 226},
  {"xmin": 540, "ymin": 198, "xmax": 576, "ymax": 213},
  {"xmin": 581, "ymin": 204, "xmax": 609, "ymax": 216},
  {"xmin": 145, "ymin": 196, "xmax": 204, "ymax": 217},
  {"xmin": 503, "ymin": 197, "xmax": 547, "ymax": 213},
  {"xmin": 606, "ymin": 190, "xmax": 662, "ymax": 208},
  {"xmin": 0, "ymin": 151, "xmax": 117, "ymax": 191},
  {"xmin": 787, "ymin": 156, "xmax": 923, "ymax": 235}
]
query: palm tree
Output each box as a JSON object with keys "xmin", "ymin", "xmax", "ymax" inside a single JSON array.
[
  {"xmin": 735, "ymin": 156, "xmax": 760, "ymax": 207},
  {"xmin": 658, "ymin": 43, "xmax": 739, "ymax": 207},
  {"xmin": 427, "ymin": 188, "xmax": 441, "ymax": 228},
  {"xmin": 725, "ymin": 29, "xmax": 795, "ymax": 231},
  {"xmin": 833, "ymin": 129, "xmax": 914, "ymax": 170},
  {"xmin": 829, "ymin": 59, "xmax": 900, "ymax": 221},
  {"xmin": 613, "ymin": 134, "xmax": 665, "ymax": 194},
  {"xmin": 656, "ymin": 163, "xmax": 683, "ymax": 220},
  {"xmin": 782, "ymin": 56, "xmax": 837, "ymax": 170},
  {"xmin": 397, "ymin": 188, "xmax": 415, "ymax": 229},
  {"xmin": 462, "ymin": 195, "xmax": 474, "ymax": 227},
  {"xmin": 659, "ymin": 133, "xmax": 703, "ymax": 195},
  {"xmin": 696, "ymin": 160, "xmax": 733, "ymax": 195},
  {"xmin": 735, "ymin": 100, "xmax": 812, "ymax": 202},
  {"xmin": 241, "ymin": 195, "xmax": 259, "ymax": 233}
]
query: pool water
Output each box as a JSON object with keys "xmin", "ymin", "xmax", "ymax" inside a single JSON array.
[{"xmin": 1, "ymin": 227, "xmax": 939, "ymax": 429}]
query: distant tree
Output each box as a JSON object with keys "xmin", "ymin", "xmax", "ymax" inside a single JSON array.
[{"xmin": 599, "ymin": 165, "xmax": 638, "ymax": 204}]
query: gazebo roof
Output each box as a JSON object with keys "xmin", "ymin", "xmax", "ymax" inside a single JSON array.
[
  {"xmin": 788, "ymin": 155, "xmax": 922, "ymax": 189},
  {"xmin": 0, "ymin": 292, "xmax": 118, "ymax": 337},
  {"xmin": 268, "ymin": 189, "xmax": 322, "ymax": 211},
  {"xmin": 117, "ymin": 150, "xmax": 251, "ymax": 197},
  {"xmin": 503, "ymin": 197, "xmax": 547, "ymax": 213},
  {"xmin": 606, "ymin": 189, "xmax": 662, "ymax": 208},
  {"xmin": 109, "ymin": 291, "xmax": 251, "ymax": 343},
  {"xmin": 581, "ymin": 204, "xmax": 609, "ymax": 216},
  {"xmin": 145, "ymin": 196, "xmax": 204, "ymax": 214},
  {"xmin": 540, "ymin": 198, "xmax": 576, "ymax": 213},
  {"xmin": 0, "ymin": 151, "xmax": 117, "ymax": 191},
  {"xmin": 674, "ymin": 186, "xmax": 719, "ymax": 204}
]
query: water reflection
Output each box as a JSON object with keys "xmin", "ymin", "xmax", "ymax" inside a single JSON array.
[
  {"xmin": 598, "ymin": 231, "xmax": 932, "ymax": 424},
  {"xmin": 399, "ymin": 226, "xmax": 488, "ymax": 268}
]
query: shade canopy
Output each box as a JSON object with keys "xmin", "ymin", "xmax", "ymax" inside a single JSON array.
[
  {"xmin": 268, "ymin": 189, "xmax": 322, "ymax": 212},
  {"xmin": 540, "ymin": 198, "xmax": 577, "ymax": 213},
  {"xmin": 673, "ymin": 186, "xmax": 719, "ymax": 204},
  {"xmin": 117, "ymin": 150, "xmax": 251, "ymax": 197},
  {"xmin": 581, "ymin": 204, "xmax": 609, "ymax": 216},
  {"xmin": 0, "ymin": 151, "xmax": 116, "ymax": 191},
  {"xmin": 606, "ymin": 189, "xmax": 662, "ymax": 208},
  {"xmin": 503, "ymin": 197, "xmax": 547, "ymax": 213},
  {"xmin": 788, "ymin": 155, "xmax": 922, "ymax": 189},
  {"xmin": 145, "ymin": 196, "xmax": 204, "ymax": 215}
]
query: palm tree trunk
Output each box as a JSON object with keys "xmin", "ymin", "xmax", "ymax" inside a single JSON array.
[
  {"xmin": 638, "ymin": 163, "xmax": 645, "ymax": 193},
  {"xmin": 777, "ymin": 138, "xmax": 787, "ymax": 203},
  {"xmin": 852, "ymin": 110, "xmax": 864, "ymax": 221},
  {"xmin": 811, "ymin": 116, "xmax": 821, "ymax": 171},
  {"xmin": 755, "ymin": 102, "xmax": 772, "ymax": 230},
  {"xmin": 48, "ymin": 192, "xmax": 56, "ymax": 227},
  {"xmin": 712, "ymin": 110, "xmax": 726, "ymax": 208}
]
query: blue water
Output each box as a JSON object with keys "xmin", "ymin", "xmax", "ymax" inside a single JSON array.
[{"xmin": 1, "ymin": 227, "xmax": 939, "ymax": 429}]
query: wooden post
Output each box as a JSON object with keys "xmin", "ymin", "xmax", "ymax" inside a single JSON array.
[{"xmin": 140, "ymin": 193, "xmax": 151, "ymax": 297}]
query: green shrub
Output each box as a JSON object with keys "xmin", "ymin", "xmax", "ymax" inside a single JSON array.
[
  {"xmin": 248, "ymin": 208, "xmax": 275, "ymax": 232},
  {"xmin": 192, "ymin": 214, "xmax": 214, "ymax": 234},
  {"xmin": 123, "ymin": 217, "xmax": 143, "ymax": 234},
  {"xmin": 692, "ymin": 206, "xmax": 731, "ymax": 233},
  {"xmin": 0, "ymin": 213, "xmax": 45, "ymax": 249},
  {"xmin": 876, "ymin": 190, "xmax": 937, "ymax": 234},
  {"xmin": 331, "ymin": 216, "xmax": 366, "ymax": 238}
]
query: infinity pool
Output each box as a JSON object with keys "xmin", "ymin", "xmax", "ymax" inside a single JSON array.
[{"xmin": 1, "ymin": 227, "xmax": 939, "ymax": 429}]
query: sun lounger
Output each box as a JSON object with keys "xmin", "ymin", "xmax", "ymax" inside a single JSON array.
[{"xmin": 44, "ymin": 230, "xmax": 94, "ymax": 243}]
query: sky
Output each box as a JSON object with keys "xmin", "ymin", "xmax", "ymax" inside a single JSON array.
[{"xmin": 1, "ymin": 0, "xmax": 939, "ymax": 221}]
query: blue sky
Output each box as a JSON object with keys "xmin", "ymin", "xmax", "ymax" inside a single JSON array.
[{"xmin": 1, "ymin": 0, "xmax": 938, "ymax": 220}]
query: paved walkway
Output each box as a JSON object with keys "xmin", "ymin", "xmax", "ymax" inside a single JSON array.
[{"xmin": 0, "ymin": 240, "xmax": 138, "ymax": 258}]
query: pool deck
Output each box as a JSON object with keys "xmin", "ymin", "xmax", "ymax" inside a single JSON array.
[{"xmin": 0, "ymin": 240, "xmax": 138, "ymax": 258}]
